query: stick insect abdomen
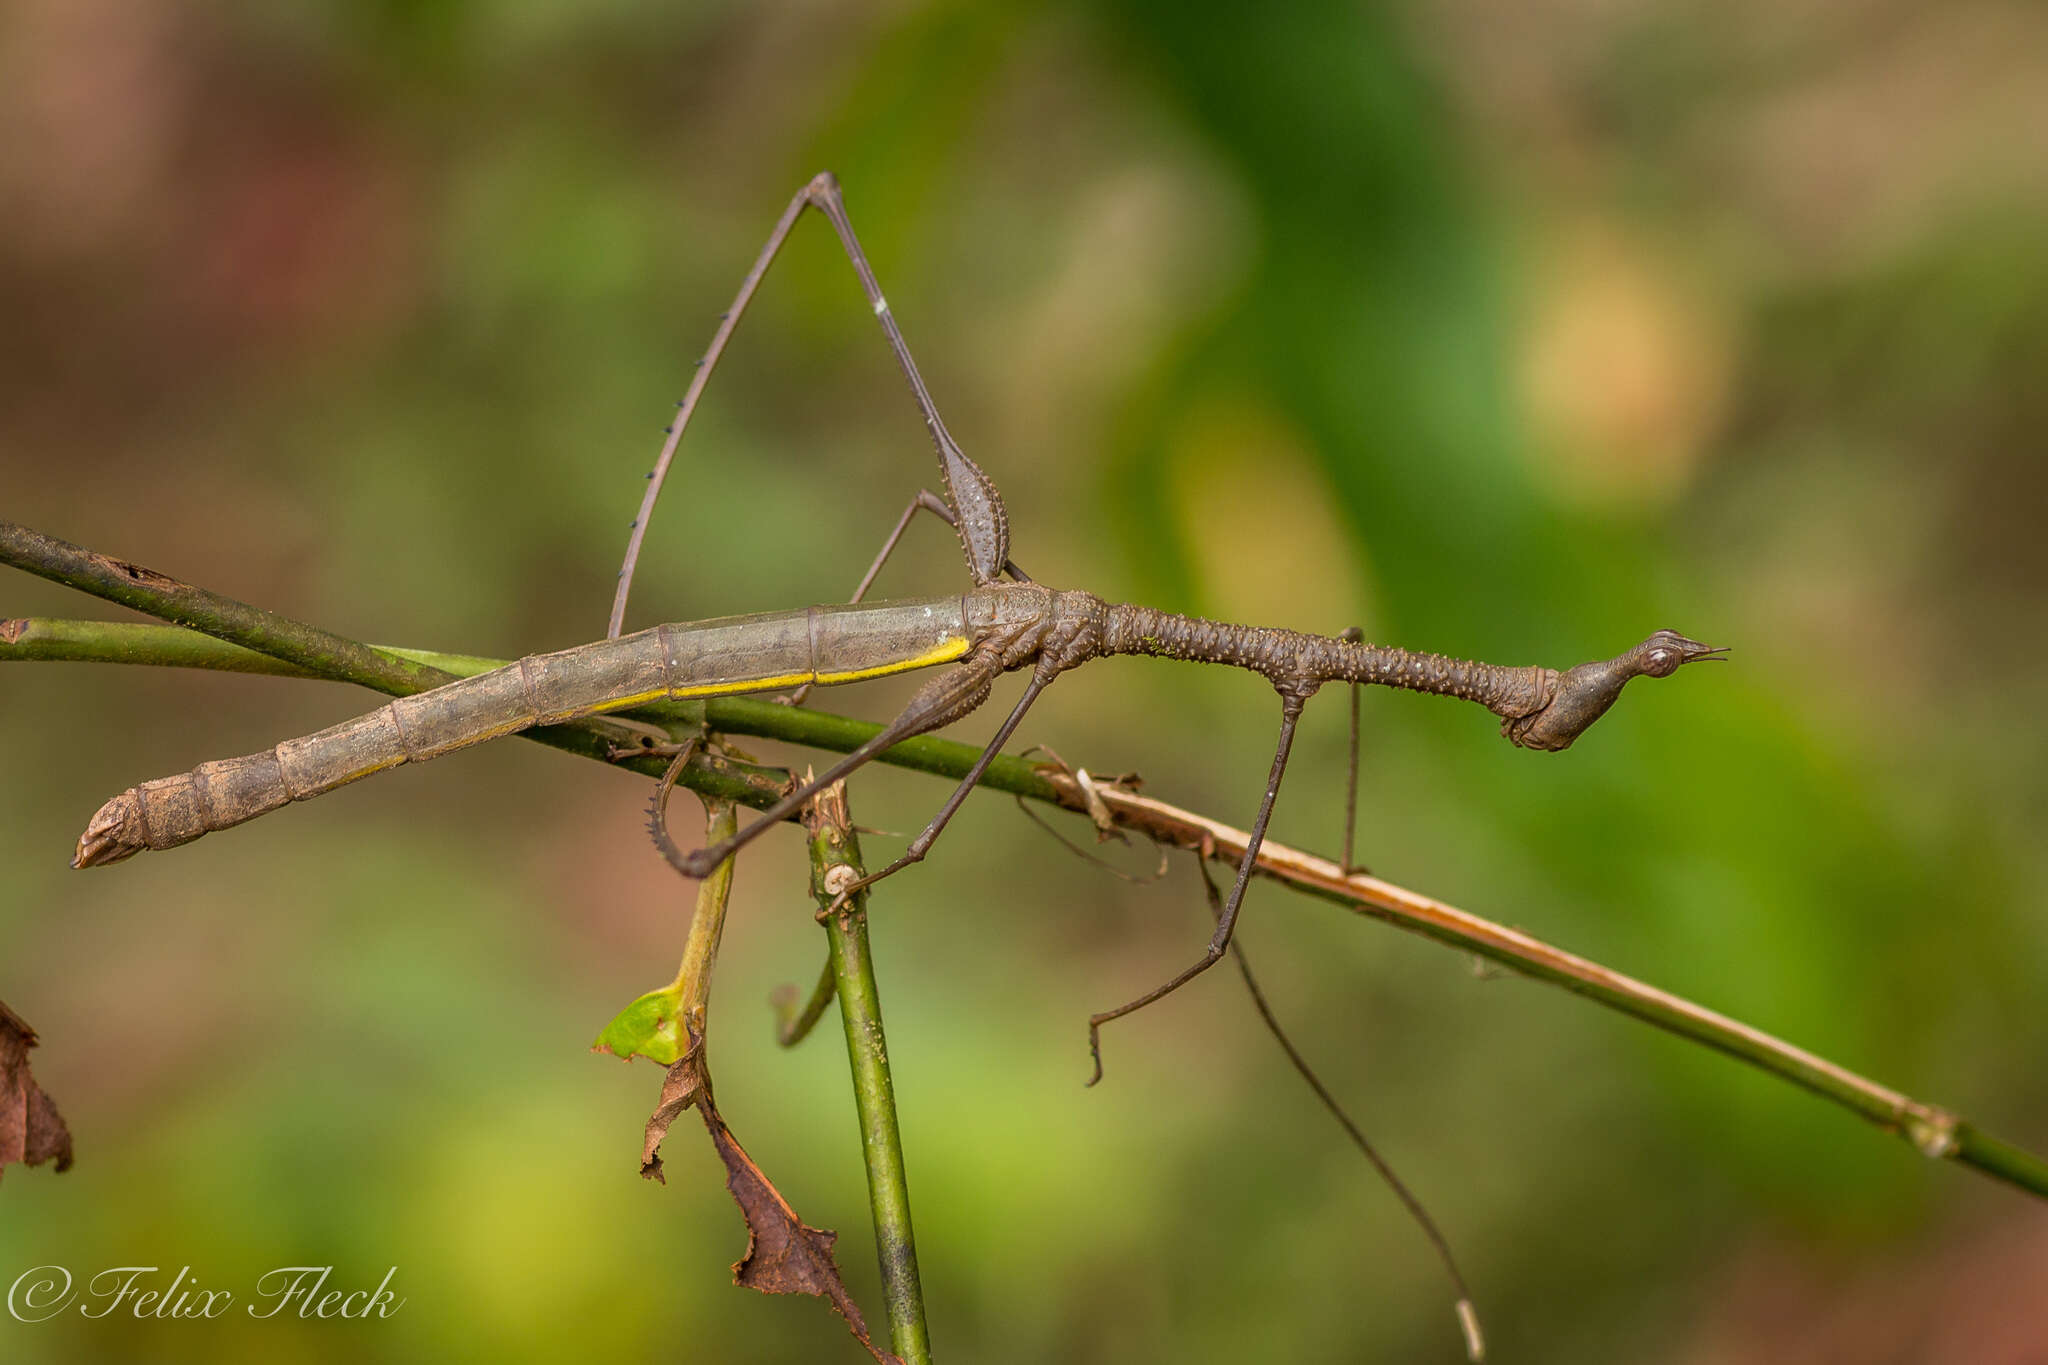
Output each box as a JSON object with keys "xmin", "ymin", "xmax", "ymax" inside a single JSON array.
[{"xmin": 73, "ymin": 595, "xmax": 979, "ymax": 867}]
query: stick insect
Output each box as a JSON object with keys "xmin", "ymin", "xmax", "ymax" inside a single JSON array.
[{"xmin": 75, "ymin": 173, "xmax": 1722, "ymax": 1077}]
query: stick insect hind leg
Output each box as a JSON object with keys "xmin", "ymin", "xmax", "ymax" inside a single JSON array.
[{"xmin": 1189, "ymin": 839, "xmax": 1483, "ymax": 1360}]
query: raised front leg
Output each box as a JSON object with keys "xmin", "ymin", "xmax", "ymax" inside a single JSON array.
[{"xmin": 612, "ymin": 172, "xmax": 1015, "ymax": 640}]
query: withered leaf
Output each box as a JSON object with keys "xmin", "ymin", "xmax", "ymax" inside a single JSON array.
[
  {"xmin": 637, "ymin": 1047, "xmax": 709, "ymax": 1183},
  {"xmin": 701, "ymin": 1104, "xmax": 901, "ymax": 1365},
  {"xmin": 631, "ymin": 1010, "xmax": 896, "ymax": 1361},
  {"xmin": 0, "ymin": 1000, "xmax": 74, "ymax": 1183}
]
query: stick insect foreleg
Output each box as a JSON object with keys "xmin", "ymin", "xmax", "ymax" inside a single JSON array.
[
  {"xmin": 615, "ymin": 172, "xmax": 1013, "ymax": 640},
  {"xmin": 1086, "ymin": 687, "xmax": 1312, "ymax": 1085}
]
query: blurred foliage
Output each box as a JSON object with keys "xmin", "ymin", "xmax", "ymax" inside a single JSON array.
[{"xmin": 3, "ymin": 0, "xmax": 2046, "ymax": 1360}]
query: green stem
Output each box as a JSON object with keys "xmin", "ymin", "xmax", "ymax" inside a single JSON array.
[
  {"xmin": 1075, "ymin": 784, "xmax": 2048, "ymax": 1201},
  {"xmin": 772, "ymin": 954, "xmax": 839, "ymax": 1049},
  {"xmin": 806, "ymin": 784, "xmax": 931, "ymax": 1365},
  {"xmin": 676, "ymin": 800, "xmax": 741, "ymax": 1047},
  {"xmin": 8, "ymin": 585, "xmax": 2047, "ymax": 1200},
  {"xmin": 13, "ymin": 615, "xmax": 2048, "ymax": 1199},
  {"xmin": 0, "ymin": 521, "xmax": 451, "ymax": 693},
  {"xmin": 0, "ymin": 561, "xmax": 790, "ymax": 812},
  {"xmin": 0, "ymin": 616, "xmax": 504, "ymax": 678}
]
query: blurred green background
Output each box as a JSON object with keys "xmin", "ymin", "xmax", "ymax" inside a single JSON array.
[{"xmin": 5, "ymin": 1, "xmax": 2047, "ymax": 1360}]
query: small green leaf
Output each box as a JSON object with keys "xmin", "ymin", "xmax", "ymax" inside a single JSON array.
[{"xmin": 592, "ymin": 986, "xmax": 688, "ymax": 1064}]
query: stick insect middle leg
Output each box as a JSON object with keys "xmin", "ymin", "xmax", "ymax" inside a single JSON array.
[{"xmin": 1086, "ymin": 687, "xmax": 1312, "ymax": 1084}]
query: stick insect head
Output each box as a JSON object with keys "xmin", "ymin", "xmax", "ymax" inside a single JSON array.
[{"xmin": 1506, "ymin": 629, "xmax": 1726, "ymax": 751}]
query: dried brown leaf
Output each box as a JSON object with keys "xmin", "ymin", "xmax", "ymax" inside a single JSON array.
[
  {"xmin": 633, "ymin": 1015, "xmax": 896, "ymax": 1360},
  {"xmin": 700, "ymin": 1104, "xmax": 901, "ymax": 1364},
  {"xmin": 638, "ymin": 1045, "xmax": 709, "ymax": 1183},
  {"xmin": 0, "ymin": 1000, "xmax": 74, "ymax": 1183}
]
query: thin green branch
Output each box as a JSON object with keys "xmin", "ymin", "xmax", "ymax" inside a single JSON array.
[
  {"xmin": 1065, "ymin": 780, "xmax": 2048, "ymax": 1201},
  {"xmin": 0, "ymin": 616, "xmax": 503, "ymax": 678},
  {"xmin": 772, "ymin": 954, "xmax": 839, "ymax": 1049},
  {"xmin": 806, "ymin": 783, "xmax": 931, "ymax": 1365},
  {"xmin": 0, "ymin": 521, "xmax": 451, "ymax": 693},
  {"xmin": 7, "ymin": 533, "xmax": 2045, "ymax": 1203},
  {"xmin": 10, "ymin": 612, "xmax": 2046, "ymax": 1198},
  {"xmin": 11, "ymin": 613, "xmax": 2047, "ymax": 1198},
  {"xmin": 0, "ymin": 531, "xmax": 789, "ymax": 810}
]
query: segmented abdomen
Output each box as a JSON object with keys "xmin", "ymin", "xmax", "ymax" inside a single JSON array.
[{"xmin": 72, "ymin": 597, "xmax": 973, "ymax": 868}]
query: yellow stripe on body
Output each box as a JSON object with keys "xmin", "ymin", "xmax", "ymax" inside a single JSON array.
[
  {"xmin": 663, "ymin": 673, "xmax": 811, "ymax": 700},
  {"xmin": 610, "ymin": 633, "xmax": 972, "ymax": 703},
  {"xmin": 422, "ymin": 632, "xmax": 976, "ymax": 734},
  {"xmin": 813, "ymin": 634, "xmax": 969, "ymax": 685},
  {"xmin": 342, "ymin": 752, "xmax": 408, "ymax": 783}
]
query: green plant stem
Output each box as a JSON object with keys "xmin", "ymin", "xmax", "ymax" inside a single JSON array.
[
  {"xmin": 7, "ymin": 597, "xmax": 2046, "ymax": 1200},
  {"xmin": 0, "ymin": 616, "xmax": 504, "ymax": 678},
  {"xmin": 676, "ymin": 800, "xmax": 741, "ymax": 1049},
  {"xmin": 0, "ymin": 536, "xmax": 789, "ymax": 809},
  {"xmin": 0, "ymin": 521, "xmax": 452, "ymax": 692},
  {"xmin": 805, "ymin": 783, "xmax": 931, "ymax": 1365},
  {"xmin": 772, "ymin": 955, "xmax": 839, "ymax": 1049}
]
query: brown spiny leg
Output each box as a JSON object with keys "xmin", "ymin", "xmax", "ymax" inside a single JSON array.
[
  {"xmin": 676, "ymin": 648, "xmax": 1005, "ymax": 879},
  {"xmin": 612, "ymin": 173, "xmax": 1014, "ymax": 638},
  {"xmin": 1086, "ymin": 684, "xmax": 1314, "ymax": 1085},
  {"xmin": 827, "ymin": 656, "xmax": 1062, "ymax": 903},
  {"xmin": 1191, "ymin": 842, "xmax": 1478, "ymax": 1357}
]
